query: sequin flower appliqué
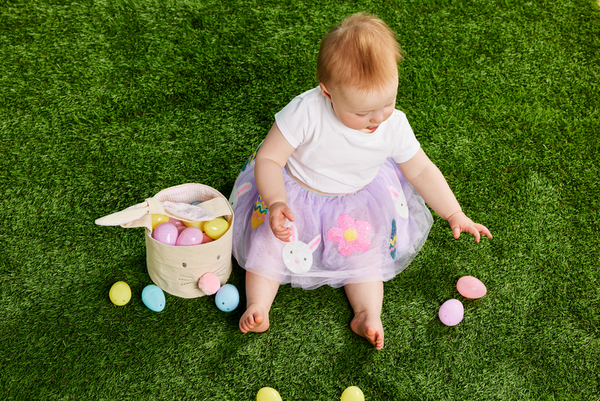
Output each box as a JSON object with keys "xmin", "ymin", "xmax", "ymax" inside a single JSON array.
[{"xmin": 327, "ymin": 214, "xmax": 371, "ymax": 257}]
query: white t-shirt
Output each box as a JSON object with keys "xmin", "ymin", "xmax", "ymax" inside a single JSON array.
[{"xmin": 275, "ymin": 86, "xmax": 421, "ymax": 194}]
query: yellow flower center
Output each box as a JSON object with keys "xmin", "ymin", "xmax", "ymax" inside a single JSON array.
[{"xmin": 344, "ymin": 229, "xmax": 358, "ymax": 242}]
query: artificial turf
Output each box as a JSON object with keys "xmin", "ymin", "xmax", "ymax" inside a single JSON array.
[{"xmin": 1, "ymin": 0, "xmax": 599, "ymax": 399}]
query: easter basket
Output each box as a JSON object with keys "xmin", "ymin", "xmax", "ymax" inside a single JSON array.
[{"xmin": 95, "ymin": 183, "xmax": 234, "ymax": 298}]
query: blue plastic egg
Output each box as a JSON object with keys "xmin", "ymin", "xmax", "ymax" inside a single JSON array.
[
  {"xmin": 142, "ymin": 284, "xmax": 166, "ymax": 312},
  {"xmin": 215, "ymin": 284, "xmax": 239, "ymax": 312}
]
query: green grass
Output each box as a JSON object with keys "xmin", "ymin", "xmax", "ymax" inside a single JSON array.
[{"xmin": 1, "ymin": 0, "xmax": 599, "ymax": 399}]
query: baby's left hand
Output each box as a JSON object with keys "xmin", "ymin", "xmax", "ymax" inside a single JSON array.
[{"xmin": 447, "ymin": 211, "xmax": 492, "ymax": 243}]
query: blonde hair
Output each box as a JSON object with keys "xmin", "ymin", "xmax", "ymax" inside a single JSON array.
[{"xmin": 317, "ymin": 13, "xmax": 402, "ymax": 93}]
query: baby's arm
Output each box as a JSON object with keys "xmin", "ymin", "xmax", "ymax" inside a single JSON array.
[
  {"xmin": 398, "ymin": 149, "xmax": 492, "ymax": 242},
  {"xmin": 255, "ymin": 122, "xmax": 296, "ymax": 241}
]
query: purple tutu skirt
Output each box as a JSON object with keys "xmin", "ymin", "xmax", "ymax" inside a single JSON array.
[{"xmin": 229, "ymin": 155, "xmax": 433, "ymax": 290}]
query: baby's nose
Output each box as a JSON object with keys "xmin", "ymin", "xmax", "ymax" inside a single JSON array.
[{"xmin": 371, "ymin": 111, "xmax": 384, "ymax": 123}]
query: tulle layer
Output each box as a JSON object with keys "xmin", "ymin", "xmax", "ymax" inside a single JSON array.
[{"xmin": 230, "ymin": 158, "xmax": 433, "ymax": 290}]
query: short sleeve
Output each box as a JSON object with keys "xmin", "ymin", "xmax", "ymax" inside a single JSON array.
[
  {"xmin": 274, "ymin": 94, "xmax": 310, "ymax": 149},
  {"xmin": 390, "ymin": 111, "xmax": 421, "ymax": 164}
]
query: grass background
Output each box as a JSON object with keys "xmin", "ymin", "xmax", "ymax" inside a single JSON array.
[{"xmin": 1, "ymin": 0, "xmax": 599, "ymax": 399}]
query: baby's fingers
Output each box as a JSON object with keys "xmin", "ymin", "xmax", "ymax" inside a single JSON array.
[
  {"xmin": 469, "ymin": 226, "xmax": 482, "ymax": 243},
  {"xmin": 467, "ymin": 224, "xmax": 493, "ymax": 242},
  {"xmin": 270, "ymin": 217, "xmax": 291, "ymax": 241},
  {"xmin": 476, "ymin": 224, "xmax": 493, "ymax": 239},
  {"xmin": 273, "ymin": 226, "xmax": 292, "ymax": 242},
  {"xmin": 282, "ymin": 207, "xmax": 295, "ymax": 223}
]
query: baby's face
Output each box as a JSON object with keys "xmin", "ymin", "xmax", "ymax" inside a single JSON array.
[{"xmin": 320, "ymin": 77, "xmax": 398, "ymax": 134}]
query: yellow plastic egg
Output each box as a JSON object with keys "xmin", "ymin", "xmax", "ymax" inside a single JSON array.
[
  {"xmin": 152, "ymin": 214, "xmax": 170, "ymax": 229},
  {"xmin": 256, "ymin": 387, "xmax": 282, "ymax": 401},
  {"xmin": 341, "ymin": 386, "xmax": 364, "ymax": 401},
  {"xmin": 204, "ymin": 218, "xmax": 229, "ymax": 240},
  {"xmin": 109, "ymin": 281, "xmax": 132, "ymax": 306},
  {"xmin": 184, "ymin": 220, "xmax": 204, "ymax": 230}
]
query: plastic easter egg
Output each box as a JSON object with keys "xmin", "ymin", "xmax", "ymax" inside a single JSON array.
[
  {"xmin": 204, "ymin": 218, "xmax": 229, "ymax": 240},
  {"xmin": 341, "ymin": 386, "xmax": 365, "ymax": 401},
  {"xmin": 439, "ymin": 299, "xmax": 464, "ymax": 326},
  {"xmin": 151, "ymin": 214, "xmax": 170, "ymax": 229},
  {"xmin": 142, "ymin": 284, "xmax": 166, "ymax": 312},
  {"xmin": 109, "ymin": 281, "xmax": 131, "ymax": 306},
  {"xmin": 153, "ymin": 222, "xmax": 178, "ymax": 245},
  {"xmin": 170, "ymin": 218, "xmax": 187, "ymax": 233},
  {"xmin": 202, "ymin": 232, "xmax": 213, "ymax": 243},
  {"xmin": 183, "ymin": 220, "xmax": 204, "ymax": 230},
  {"xmin": 176, "ymin": 227, "xmax": 204, "ymax": 246},
  {"xmin": 256, "ymin": 387, "xmax": 282, "ymax": 401},
  {"xmin": 198, "ymin": 272, "xmax": 221, "ymax": 295},
  {"xmin": 215, "ymin": 284, "xmax": 239, "ymax": 312},
  {"xmin": 457, "ymin": 276, "xmax": 487, "ymax": 299}
]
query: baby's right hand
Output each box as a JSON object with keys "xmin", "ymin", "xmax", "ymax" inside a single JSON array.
[{"xmin": 268, "ymin": 202, "xmax": 295, "ymax": 242}]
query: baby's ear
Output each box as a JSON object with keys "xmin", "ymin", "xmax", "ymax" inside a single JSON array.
[{"xmin": 319, "ymin": 83, "xmax": 332, "ymax": 101}]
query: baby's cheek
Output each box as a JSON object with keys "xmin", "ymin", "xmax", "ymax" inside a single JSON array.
[{"xmin": 341, "ymin": 114, "xmax": 363, "ymax": 130}]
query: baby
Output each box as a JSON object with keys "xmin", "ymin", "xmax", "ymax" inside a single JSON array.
[{"xmin": 229, "ymin": 13, "xmax": 492, "ymax": 350}]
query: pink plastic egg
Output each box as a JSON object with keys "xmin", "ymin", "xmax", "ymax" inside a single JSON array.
[
  {"xmin": 202, "ymin": 232, "xmax": 213, "ymax": 243},
  {"xmin": 153, "ymin": 222, "xmax": 178, "ymax": 245},
  {"xmin": 176, "ymin": 227, "xmax": 203, "ymax": 246},
  {"xmin": 457, "ymin": 276, "xmax": 487, "ymax": 299},
  {"xmin": 439, "ymin": 299, "xmax": 464, "ymax": 326},
  {"xmin": 170, "ymin": 218, "xmax": 187, "ymax": 233}
]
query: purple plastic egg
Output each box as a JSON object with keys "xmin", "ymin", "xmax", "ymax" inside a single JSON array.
[
  {"xmin": 153, "ymin": 222, "xmax": 178, "ymax": 245},
  {"xmin": 176, "ymin": 227, "xmax": 203, "ymax": 246},
  {"xmin": 439, "ymin": 299, "xmax": 464, "ymax": 326}
]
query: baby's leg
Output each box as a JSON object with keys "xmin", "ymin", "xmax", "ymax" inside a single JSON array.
[
  {"xmin": 239, "ymin": 271, "xmax": 280, "ymax": 333},
  {"xmin": 344, "ymin": 281, "xmax": 384, "ymax": 350}
]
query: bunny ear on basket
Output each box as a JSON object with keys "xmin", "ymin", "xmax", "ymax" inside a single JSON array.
[{"xmin": 95, "ymin": 197, "xmax": 223, "ymax": 232}]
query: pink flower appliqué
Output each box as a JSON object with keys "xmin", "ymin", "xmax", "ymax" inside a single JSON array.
[{"xmin": 327, "ymin": 214, "xmax": 371, "ymax": 257}]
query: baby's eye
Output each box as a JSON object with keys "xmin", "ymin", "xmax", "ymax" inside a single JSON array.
[{"xmin": 355, "ymin": 112, "xmax": 368, "ymax": 117}]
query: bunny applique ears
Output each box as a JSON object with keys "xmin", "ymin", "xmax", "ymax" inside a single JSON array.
[{"xmin": 95, "ymin": 197, "xmax": 230, "ymax": 232}]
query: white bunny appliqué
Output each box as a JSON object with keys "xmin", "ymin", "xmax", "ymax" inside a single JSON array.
[
  {"xmin": 228, "ymin": 182, "xmax": 252, "ymax": 210},
  {"xmin": 282, "ymin": 223, "xmax": 321, "ymax": 274},
  {"xmin": 389, "ymin": 186, "xmax": 409, "ymax": 219}
]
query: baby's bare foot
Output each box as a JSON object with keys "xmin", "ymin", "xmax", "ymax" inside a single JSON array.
[
  {"xmin": 239, "ymin": 304, "xmax": 270, "ymax": 333},
  {"xmin": 350, "ymin": 311, "xmax": 384, "ymax": 350}
]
